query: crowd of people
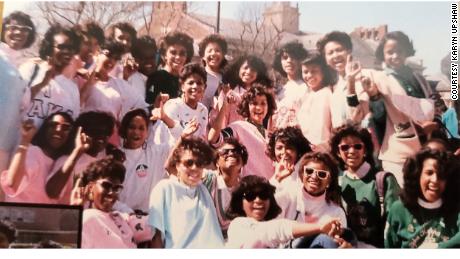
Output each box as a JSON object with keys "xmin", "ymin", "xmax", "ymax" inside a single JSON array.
[{"xmin": 1, "ymin": 10, "xmax": 460, "ymax": 249}]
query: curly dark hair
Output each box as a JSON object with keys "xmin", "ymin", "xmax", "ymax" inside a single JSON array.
[
  {"xmin": 401, "ymin": 149, "xmax": 460, "ymax": 217},
  {"xmin": 273, "ymin": 41, "xmax": 308, "ymax": 77},
  {"xmin": 301, "ymin": 52, "xmax": 337, "ymax": 87},
  {"xmin": 375, "ymin": 31, "xmax": 415, "ymax": 62},
  {"xmin": 223, "ymin": 54, "xmax": 273, "ymax": 89},
  {"xmin": 198, "ymin": 33, "xmax": 228, "ymax": 68},
  {"xmin": 83, "ymin": 21, "xmax": 105, "ymax": 45},
  {"xmin": 107, "ymin": 22, "xmax": 137, "ymax": 43},
  {"xmin": 31, "ymin": 111, "xmax": 75, "ymax": 157},
  {"xmin": 215, "ymin": 137, "xmax": 249, "ymax": 165},
  {"xmin": 179, "ymin": 62, "xmax": 207, "ymax": 86},
  {"xmin": 226, "ymin": 175, "xmax": 281, "ymax": 221},
  {"xmin": 119, "ymin": 108, "xmax": 149, "ymax": 140},
  {"xmin": 131, "ymin": 35, "xmax": 157, "ymax": 60},
  {"xmin": 1, "ymin": 11, "xmax": 36, "ymax": 49},
  {"xmin": 266, "ymin": 126, "xmax": 311, "ymax": 162},
  {"xmin": 38, "ymin": 24, "xmax": 81, "ymax": 60},
  {"xmin": 298, "ymin": 152, "xmax": 341, "ymax": 206},
  {"xmin": 316, "ymin": 31, "xmax": 353, "ymax": 56},
  {"xmin": 167, "ymin": 137, "xmax": 215, "ymax": 174},
  {"xmin": 329, "ymin": 123, "xmax": 375, "ymax": 170},
  {"xmin": 74, "ymin": 111, "xmax": 115, "ymax": 138},
  {"xmin": 159, "ymin": 31, "xmax": 194, "ymax": 65},
  {"xmin": 80, "ymin": 157, "xmax": 126, "ymax": 187},
  {"xmin": 237, "ymin": 83, "xmax": 277, "ymax": 120},
  {"xmin": 101, "ymin": 39, "xmax": 125, "ymax": 61}
]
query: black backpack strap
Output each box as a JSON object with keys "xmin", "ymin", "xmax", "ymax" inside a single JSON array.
[
  {"xmin": 375, "ymin": 171, "xmax": 391, "ymax": 216},
  {"xmin": 28, "ymin": 63, "xmax": 40, "ymax": 87}
]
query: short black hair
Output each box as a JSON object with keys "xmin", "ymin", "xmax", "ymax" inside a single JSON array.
[
  {"xmin": 226, "ymin": 175, "xmax": 281, "ymax": 221},
  {"xmin": 238, "ymin": 83, "xmax": 277, "ymax": 120},
  {"xmin": 301, "ymin": 52, "xmax": 337, "ymax": 86},
  {"xmin": 266, "ymin": 126, "xmax": 311, "ymax": 163},
  {"xmin": 316, "ymin": 31, "xmax": 353, "ymax": 55},
  {"xmin": 101, "ymin": 39, "xmax": 125, "ymax": 61},
  {"xmin": 375, "ymin": 31, "xmax": 415, "ymax": 62},
  {"xmin": 131, "ymin": 35, "xmax": 157, "ymax": 60},
  {"xmin": 329, "ymin": 123, "xmax": 375, "ymax": 170},
  {"xmin": 215, "ymin": 137, "xmax": 249, "ymax": 165},
  {"xmin": 39, "ymin": 24, "xmax": 81, "ymax": 60},
  {"xmin": 74, "ymin": 111, "xmax": 115, "ymax": 138},
  {"xmin": 83, "ymin": 21, "xmax": 105, "ymax": 45},
  {"xmin": 198, "ymin": 33, "xmax": 228, "ymax": 68},
  {"xmin": 119, "ymin": 108, "xmax": 149, "ymax": 139},
  {"xmin": 179, "ymin": 63, "xmax": 207, "ymax": 85},
  {"xmin": 159, "ymin": 31, "xmax": 194, "ymax": 65},
  {"xmin": 167, "ymin": 137, "xmax": 215, "ymax": 174},
  {"xmin": 81, "ymin": 157, "xmax": 126, "ymax": 186},
  {"xmin": 273, "ymin": 41, "xmax": 308, "ymax": 77},
  {"xmin": 108, "ymin": 22, "xmax": 137, "ymax": 43},
  {"xmin": 1, "ymin": 11, "xmax": 36, "ymax": 48}
]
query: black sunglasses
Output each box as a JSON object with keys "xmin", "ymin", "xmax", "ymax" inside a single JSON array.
[
  {"xmin": 54, "ymin": 43, "xmax": 74, "ymax": 51},
  {"xmin": 98, "ymin": 180, "xmax": 123, "ymax": 194},
  {"xmin": 218, "ymin": 147, "xmax": 242, "ymax": 156},
  {"xmin": 181, "ymin": 159, "xmax": 205, "ymax": 168},
  {"xmin": 243, "ymin": 191, "xmax": 271, "ymax": 202},
  {"xmin": 338, "ymin": 143, "xmax": 364, "ymax": 152}
]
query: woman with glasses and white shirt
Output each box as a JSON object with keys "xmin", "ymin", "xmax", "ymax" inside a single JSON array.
[
  {"xmin": 330, "ymin": 124, "xmax": 400, "ymax": 248},
  {"xmin": 276, "ymin": 152, "xmax": 353, "ymax": 248},
  {"xmin": 148, "ymin": 137, "xmax": 224, "ymax": 248}
]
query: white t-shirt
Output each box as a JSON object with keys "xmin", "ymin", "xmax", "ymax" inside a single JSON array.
[
  {"xmin": 163, "ymin": 97, "xmax": 208, "ymax": 140},
  {"xmin": 273, "ymin": 79, "xmax": 308, "ymax": 129},
  {"xmin": 202, "ymin": 69, "xmax": 222, "ymax": 111},
  {"xmin": 118, "ymin": 143, "xmax": 170, "ymax": 212},
  {"xmin": 19, "ymin": 61, "xmax": 80, "ymax": 128},
  {"xmin": 127, "ymin": 71, "xmax": 147, "ymax": 101}
]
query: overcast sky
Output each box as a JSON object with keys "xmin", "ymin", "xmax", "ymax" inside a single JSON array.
[{"xmin": 3, "ymin": 1, "xmax": 452, "ymax": 75}]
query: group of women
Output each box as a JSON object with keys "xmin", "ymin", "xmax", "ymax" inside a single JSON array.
[{"xmin": 0, "ymin": 10, "xmax": 459, "ymax": 249}]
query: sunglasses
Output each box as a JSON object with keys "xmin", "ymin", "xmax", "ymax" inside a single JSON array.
[
  {"xmin": 243, "ymin": 191, "xmax": 271, "ymax": 202},
  {"xmin": 6, "ymin": 24, "xmax": 32, "ymax": 33},
  {"xmin": 303, "ymin": 167, "xmax": 330, "ymax": 180},
  {"xmin": 338, "ymin": 143, "xmax": 364, "ymax": 152},
  {"xmin": 54, "ymin": 43, "xmax": 74, "ymax": 51},
  {"xmin": 181, "ymin": 159, "xmax": 205, "ymax": 168},
  {"xmin": 98, "ymin": 180, "xmax": 123, "ymax": 194},
  {"xmin": 218, "ymin": 147, "xmax": 242, "ymax": 156}
]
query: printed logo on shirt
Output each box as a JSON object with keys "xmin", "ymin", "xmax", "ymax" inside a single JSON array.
[
  {"xmin": 27, "ymin": 99, "xmax": 74, "ymax": 119},
  {"xmin": 136, "ymin": 164, "xmax": 148, "ymax": 178}
]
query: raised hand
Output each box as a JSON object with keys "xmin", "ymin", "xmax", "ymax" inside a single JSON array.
[
  {"xmin": 182, "ymin": 117, "xmax": 200, "ymax": 138},
  {"xmin": 345, "ymin": 55, "xmax": 362, "ymax": 81},
  {"xmin": 274, "ymin": 157, "xmax": 295, "ymax": 182},
  {"xmin": 75, "ymin": 127, "xmax": 92, "ymax": 153},
  {"xmin": 360, "ymin": 74, "xmax": 381, "ymax": 99},
  {"xmin": 20, "ymin": 119, "xmax": 37, "ymax": 145},
  {"xmin": 150, "ymin": 93, "xmax": 169, "ymax": 122},
  {"xmin": 70, "ymin": 177, "xmax": 86, "ymax": 206},
  {"xmin": 320, "ymin": 218, "xmax": 342, "ymax": 237},
  {"xmin": 122, "ymin": 55, "xmax": 139, "ymax": 80}
]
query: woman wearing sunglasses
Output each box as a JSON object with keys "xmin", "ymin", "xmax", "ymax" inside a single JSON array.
[
  {"xmin": 148, "ymin": 137, "xmax": 224, "ymax": 248},
  {"xmin": 266, "ymin": 127, "xmax": 311, "ymax": 191},
  {"xmin": 202, "ymin": 137, "xmax": 248, "ymax": 239},
  {"xmin": 276, "ymin": 152, "xmax": 354, "ymax": 248},
  {"xmin": 73, "ymin": 157, "xmax": 154, "ymax": 248},
  {"xmin": 226, "ymin": 175, "xmax": 342, "ymax": 248},
  {"xmin": 330, "ymin": 124, "xmax": 400, "ymax": 247}
]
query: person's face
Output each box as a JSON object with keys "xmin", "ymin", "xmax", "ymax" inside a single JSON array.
[
  {"xmin": 217, "ymin": 143, "xmax": 244, "ymax": 172},
  {"xmin": 324, "ymin": 41, "xmax": 350, "ymax": 74},
  {"xmin": 90, "ymin": 177, "xmax": 123, "ymax": 212},
  {"xmin": 248, "ymin": 94, "xmax": 268, "ymax": 125},
  {"xmin": 302, "ymin": 64, "xmax": 324, "ymax": 91},
  {"xmin": 113, "ymin": 28, "xmax": 132, "ymax": 53},
  {"xmin": 181, "ymin": 73, "xmax": 206, "ymax": 107},
  {"xmin": 125, "ymin": 115, "xmax": 148, "ymax": 149},
  {"xmin": 281, "ymin": 52, "xmax": 300, "ymax": 79},
  {"xmin": 88, "ymin": 36, "xmax": 100, "ymax": 55},
  {"xmin": 203, "ymin": 42, "xmax": 223, "ymax": 71},
  {"xmin": 239, "ymin": 61, "xmax": 258, "ymax": 87},
  {"xmin": 85, "ymin": 125, "xmax": 111, "ymax": 154},
  {"xmin": 302, "ymin": 161, "xmax": 331, "ymax": 196},
  {"xmin": 176, "ymin": 150, "xmax": 205, "ymax": 187},
  {"xmin": 274, "ymin": 140, "xmax": 298, "ymax": 165},
  {"xmin": 242, "ymin": 189, "xmax": 271, "ymax": 221},
  {"xmin": 51, "ymin": 33, "xmax": 75, "ymax": 69},
  {"xmin": 45, "ymin": 114, "xmax": 72, "ymax": 150},
  {"xmin": 419, "ymin": 158, "xmax": 446, "ymax": 203},
  {"xmin": 4, "ymin": 19, "xmax": 31, "ymax": 50},
  {"xmin": 338, "ymin": 135, "xmax": 365, "ymax": 171},
  {"xmin": 101, "ymin": 56, "xmax": 119, "ymax": 75},
  {"xmin": 135, "ymin": 49, "xmax": 157, "ymax": 77},
  {"xmin": 163, "ymin": 44, "xmax": 187, "ymax": 75},
  {"xmin": 79, "ymin": 36, "xmax": 92, "ymax": 63},
  {"xmin": 383, "ymin": 39, "xmax": 408, "ymax": 70}
]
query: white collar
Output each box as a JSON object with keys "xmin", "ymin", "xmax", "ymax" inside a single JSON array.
[
  {"xmin": 344, "ymin": 162, "xmax": 370, "ymax": 180},
  {"xmin": 417, "ymin": 198, "xmax": 443, "ymax": 209}
]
